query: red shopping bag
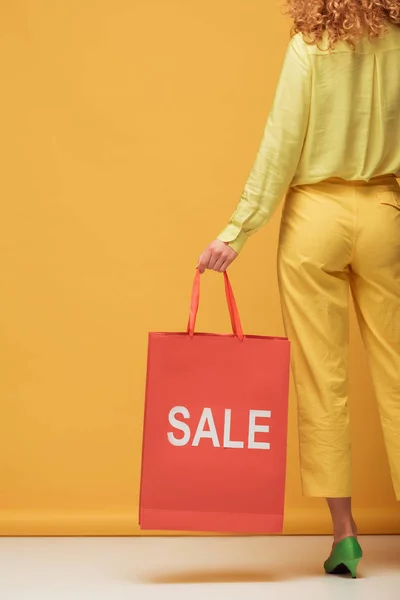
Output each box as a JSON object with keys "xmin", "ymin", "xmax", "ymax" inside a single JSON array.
[{"xmin": 139, "ymin": 271, "xmax": 290, "ymax": 533}]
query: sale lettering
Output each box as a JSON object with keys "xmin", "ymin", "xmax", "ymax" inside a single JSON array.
[{"xmin": 167, "ymin": 407, "xmax": 271, "ymax": 450}]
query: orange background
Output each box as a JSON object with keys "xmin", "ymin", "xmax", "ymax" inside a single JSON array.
[{"xmin": 0, "ymin": 0, "xmax": 399, "ymax": 535}]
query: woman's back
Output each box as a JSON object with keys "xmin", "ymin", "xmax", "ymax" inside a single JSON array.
[
  {"xmin": 295, "ymin": 23, "xmax": 400, "ymax": 183},
  {"xmin": 215, "ymin": 22, "xmax": 400, "ymax": 254}
]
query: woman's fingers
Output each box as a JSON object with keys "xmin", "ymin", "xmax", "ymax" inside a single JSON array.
[
  {"xmin": 219, "ymin": 257, "xmax": 233, "ymax": 273},
  {"xmin": 213, "ymin": 256, "xmax": 226, "ymax": 272},
  {"xmin": 197, "ymin": 249, "xmax": 211, "ymax": 274},
  {"xmin": 218, "ymin": 247, "xmax": 238, "ymax": 272},
  {"xmin": 218, "ymin": 254, "xmax": 235, "ymax": 273},
  {"xmin": 198, "ymin": 241, "xmax": 238, "ymax": 273},
  {"xmin": 208, "ymin": 253, "xmax": 221, "ymax": 271}
]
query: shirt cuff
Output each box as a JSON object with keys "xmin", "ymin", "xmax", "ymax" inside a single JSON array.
[{"xmin": 217, "ymin": 224, "xmax": 249, "ymax": 254}]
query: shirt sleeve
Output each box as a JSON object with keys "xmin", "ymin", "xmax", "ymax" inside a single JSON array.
[{"xmin": 217, "ymin": 36, "xmax": 311, "ymax": 253}]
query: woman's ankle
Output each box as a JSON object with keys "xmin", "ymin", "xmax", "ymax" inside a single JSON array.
[
  {"xmin": 333, "ymin": 517, "xmax": 358, "ymax": 544},
  {"xmin": 333, "ymin": 526, "xmax": 357, "ymax": 544},
  {"xmin": 326, "ymin": 497, "xmax": 357, "ymax": 544}
]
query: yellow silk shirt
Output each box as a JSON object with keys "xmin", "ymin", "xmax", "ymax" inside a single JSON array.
[{"xmin": 218, "ymin": 24, "xmax": 400, "ymax": 253}]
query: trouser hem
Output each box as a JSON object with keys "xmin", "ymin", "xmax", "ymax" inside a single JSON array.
[{"xmin": 302, "ymin": 490, "xmax": 352, "ymax": 498}]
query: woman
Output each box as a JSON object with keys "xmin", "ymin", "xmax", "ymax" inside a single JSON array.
[{"xmin": 198, "ymin": 1, "xmax": 400, "ymax": 578}]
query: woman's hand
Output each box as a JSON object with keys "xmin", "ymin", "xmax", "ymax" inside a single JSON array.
[{"xmin": 197, "ymin": 240, "xmax": 238, "ymax": 274}]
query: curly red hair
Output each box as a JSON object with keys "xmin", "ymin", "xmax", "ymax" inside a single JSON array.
[{"xmin": 286, "ymin": 0, "xmax": 400, "ymax": 48}]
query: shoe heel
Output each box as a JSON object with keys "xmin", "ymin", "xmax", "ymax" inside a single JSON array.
[
  {"xmin": 345, "ymin": 558, "xmax": 361, "ymax": 579},
  {"xmin": 324, "ymin": 537, "xmax": 363, "ymax": 578}
]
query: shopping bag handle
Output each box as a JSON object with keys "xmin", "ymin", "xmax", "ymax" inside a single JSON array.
[{"xmin": 187, "ymin": 270, "xmax": 244, "ymax": 341}]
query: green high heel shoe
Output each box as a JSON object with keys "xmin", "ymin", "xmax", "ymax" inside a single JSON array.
[{"xmin": 324, "ymin": 536, "xmax": 363, "ymax": 579}]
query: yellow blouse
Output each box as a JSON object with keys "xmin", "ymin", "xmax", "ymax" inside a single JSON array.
[{"xmin": 218, "ymin": 24, "xmax": 400, "ymax": 253}]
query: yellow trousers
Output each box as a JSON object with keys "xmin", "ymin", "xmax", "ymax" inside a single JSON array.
[{"xmin": 278, "ymin": 175, "xmax": 400, "ymax": 499}]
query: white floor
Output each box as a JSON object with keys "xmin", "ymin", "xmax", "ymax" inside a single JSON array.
[{"xmin": 0, "ymin": 536, "xmax": 399, "ymax": 600}]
